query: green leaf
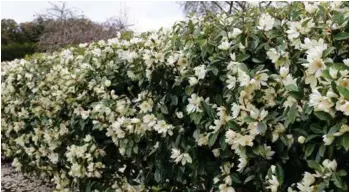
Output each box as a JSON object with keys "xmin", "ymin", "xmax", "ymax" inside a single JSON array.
[
  {"xmin": 207, "ymin": 66, "xmax": 219, "ymax": 76},
  {"xmin": 314, "ymin": 111, "xmax": 333, "ymax": 122},
  {"xmin": 285, "ymin": 104, "xmax": 297, "ymax": 127},
  {"xmin": 275, "ymin": 164, "xmax": 284, "ymax": 185},
  {"xmin": 337, "ymin": 86, "xmax": 349, "ymax": 100},
  {"xmin": 257, "ymin": 122, "xmax": 267, "ymax": 134},
  {"xmin": 236, "ymin": 53, "xmax": 250, "ymax": 62},
  {"xmin": 334, "ymin": 32, "xmax": 349, "ymax": 41},
  {"xmin": 160, "ymin": 105, "xmax": 169, "ymax": 114},
  {"xmin": 323, "ymin": 47, "xmax": 335, "ymax": 58},
  {"xmin": 305, "ymin": 144, "xmax": 315, "ymax": 157},
  {"xmin": 285, "ymin": 84, "xmax": 298, "ymax": 92},
  {"xmin": 243, "ymin": 116, "xmax": 257, "ymax": 123},
  {"xmin": 231, "ymin": 173, "xmax": 242, "ymax": 184},
  {"xmin": 154, "ymin": 169, "xmax": 161, "ymax": 183},
  {"xmin": 202, "ymin": 101, "xmax": 215, "ymax": 119},
  {"xmin": 185, "ymin": 86, "xmax": 194, "ymax": 95},
  {"xmin": 244, "ymin": 175, "xmax": 255, "ymax": 184},
  {"xmin": 307, "ymin": 160, "xmax": 321, "ymax": 172},
  {"xmin": 208, "ymin": 132, "xmax": 219, "ymax": 147},
  {"xmin": 328, "ymin": 124, "xmax": 341, "ymax": 134},
  {"xmin": 332, "ymin": 173, "xmax": 347, "ymax": 190},
  {"xmin": 342, "ymin": 134, "xmax": 349, "ymax": 151},
  {"xmin": 170, "ymin": 95, "xmax": 178, "ymax": 106}
]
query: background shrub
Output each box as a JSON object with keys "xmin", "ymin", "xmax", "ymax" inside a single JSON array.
[{"xmin": 2, "ymin": 2, "xmax": 349, "ymax": 192}]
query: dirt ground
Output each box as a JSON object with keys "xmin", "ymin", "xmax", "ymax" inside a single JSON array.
[{"xmin": 1, "ymin": 161, "xmax": 54, "ymax": 192}]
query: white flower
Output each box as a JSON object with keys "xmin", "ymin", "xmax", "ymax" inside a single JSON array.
[
  {"xmin": 228, "ymin": 28, "xmax": 242, "ymax": 39},
  {"xmin": 237, "ymin": 70, "xmax": 251, "ymax": 87},
  {"xmin": 298, "ymin": 136, "xmax": 306, "ymax": 144},
  {"xmin": 297, "ymin": 172, "xmax": 315, "ymax": 192},
  {"xmin": 176, "ymin": 111, "xmax": 183, "ymax": 119},
  {"xmin": 302, "ymin": 58, "xmax": 325, "ymax": 78},
  {"xmin": 309, "ymin": 90, "xmax": 334, "ymax": 113},
  {"xmin": 139, "ymin": 99, "xmax": 153, "ymax": 113},
  {"xmin": 323, "ymin": 134, "xmax": 335, "ymax": 145},
  {"xmin": 258, "ymin": 13, "xmax": 275, "ymax": 31},
  {"xmin": 194, "ymin": 65, "xmax": 207, "ymax": 80},
  {"xmin": 186, "ymin": 94, "xmax": 203, "ymax": 113},
  {"xmin": 212, "ymin": 149, "xmax": 220, "ymax": 157},
  {"xmin": 237, "ymin": 156, "xmax": 247, "ymax": 172},
  {"xmin": 287, "ymin": 19, "xmax": 315, "ymax": 40},
  {"xmin": 329, "ymin": 67, "xmax": 338, "ymax": 79},
  {"xmin": 226, "ymin": 75, "xmax": 236, "ymax": 90},
  {"xmin": 167, "ymin": 54, "xmax": 179, "ymax": 66},
  {"xmin": 104, "ymin": 79, "xmax": 111, "ymax": 87},
  {"xmin": 170, "ymin": 148, "xmax": 192, "ymax": 165},
  {"xmin": 218, "ymin": 40, "xmax": 231, "ymax": 50},
  {"xmin": 251, "ymin": 72, "xmax": 269, "ymax": 90},
  {"xmin": 231, "ymin": 103, "xmax": 240, "ymax": 119},
  {"xmin": 266, "ymin": 175, "xmax": 279, "ymax": 192},
  {"xmin": 343, "ymin": 59, "xmax": 349, "ymax": 67},
  {"xmin": 48, "ymin": 153, "xmax": 59, "ymax": 164},
  {"xmin": 336, "ymin": 100, "xmax": 349, "ymax": 116},
  {"xmin": 304, "ymin": 2, "xmax": 319, "ymax": 13},
  {"xmin": 189, "ymin": 77, "xmax": 198, "ymax": 86},
  {"xmin": 154, "ymin": 120, "xmax": 172, "ymax": 135},
  {"xmin": 83, "ymin": 135, "xmax": 93, "ymax": 142},
  {"xmin": 219, "ymin": 184, "xmax": 236, "ymax": 192},
  {"xmin": 280, "ymin": 66, "xmax": 289, "ymax": 78},
  {"xmin": 322, "ymin": 159, "xmax": 337, "ymax": 171},
  {"xmin": 267, "ymin": 48, "xmax": 280, "ymax": 63}
]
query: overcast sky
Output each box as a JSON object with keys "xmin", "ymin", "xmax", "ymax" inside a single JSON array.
[{"xmin": 1, "ymin": 1, "xmax": 185, "ymax": 32}]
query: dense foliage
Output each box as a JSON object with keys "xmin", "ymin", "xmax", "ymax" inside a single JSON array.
[
  {"xmin": 1, "ymin": 18, "xmax": 44, "ymax": 61},
  {"xmin": 2, "ymin": 2, "xmax": 349, "ymax": 192}
]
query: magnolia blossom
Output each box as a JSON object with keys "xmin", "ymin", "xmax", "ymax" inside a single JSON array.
[
  {"xmin": 186, "ymin": 94, "xmax": 203, "ymax": 113},
  {"xmin": 218, "ymin": 184, "xmax": 236, "ymax": 192},
  {"xmin": 218, "ymin": 40, "xmax": 231, "ymax": 50},
  {"xmin": 194, "ymin": 65, "xmax": 207, "ymax": 80},
  {"xmin": 298, "ymin": 136, "xmax": 306, "ymax": 144},
  {"xmin": 139, "ymin": 99, "xmax": 153, "ymax": 113},
  {"xmin": 267, "ymin": 48, "xmax": 280, "ymax": 63},
  {"xmin": 336, "ymin": 100, "xmax": 349, "ymax": 116},
  {"xmin": 303, "ymin": 2, "xmax": 320, "ymax": 13},
  {"xmin": 343, "ymin": 59, "xmax": 349, "ymax": 67},
  {"xmin": 297, "ymin": 172, "xmax": 315, "ymax": 192},
  {"xmin": 170, "ymin": 148, "xmax": 192, "ymax": 165},
  {"xmin": 188, "ymin": 77, "xmax": 198, "ymax": 86},
  {"xmin": 322, "ymin": 159, "xmax": 337, "ymax": 172},
  {"xmin": 226, "ymin": 75, "xmax": 236, "ymax": 89},
  {"xmin": 258, "ymin": 13, "xmax": 275, "ymax": 31},
  {"xmin": 309, "ymin": 90, "xmax": 334, "ymax": 113},
  {"xmin": 302, "ymin": 58, "xmax": 325, "ymax": 78},
  {"xmin": 154, "ymin": 120, "xmax": 173, "ymax": 135},
  {"xmin": 228, "ymin": 28, "xmax": 242, "ymax": 39},
  {"xmin": 323, "ymin": 134, "xmax": 335, "ymax": 145},
  {"xmin": 266, "ymin": 165, "xmax": 279, "ymax": 192},
  {"xmin": 287, "ymin": 19, "xmax": 315, "ymax": 40}
]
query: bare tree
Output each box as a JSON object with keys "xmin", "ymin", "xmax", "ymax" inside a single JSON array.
[
  {"xmin": 37, "ymin": 2, "xmax": 131, "ymax": 51},
  {"xmin": 180, "ymin": 1, "xmax": 273, "ymax": 16}
]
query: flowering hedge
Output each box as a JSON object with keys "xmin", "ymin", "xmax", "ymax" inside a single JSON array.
[{"xmin": 2, "ymin": 2, "xmax": 349, "ymax": 192}]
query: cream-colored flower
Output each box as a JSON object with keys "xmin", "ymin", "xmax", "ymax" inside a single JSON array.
[
  {"xmin": 218, "ymin": 40, "xmax": 231, "ymax": 50},
  {"xmin": 298, "ymin": 136, "xmax": 306, "ymax": 144},
  {"xmin": 194, "ymin": 65, "xmax": 207, "ymax": 80},
  {"xmin": 186, "ymin": 94, "xmax": 203, "ymax": 113},
  {"xmin": 258, "ymin": 13, "xmax": 275, "ymax": 31}
]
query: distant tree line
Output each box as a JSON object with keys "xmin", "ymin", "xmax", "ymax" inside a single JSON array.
[{"xmin": 1, "ymin": 2, "xmax": 131, "ymax": 61}]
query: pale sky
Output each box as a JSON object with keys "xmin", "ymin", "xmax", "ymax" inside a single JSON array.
[{"xmin": 0, "ymin": 1, "xmax": 185, "ymax": 32}]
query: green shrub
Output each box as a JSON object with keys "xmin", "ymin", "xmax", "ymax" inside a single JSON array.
[
  {"xmin": 2, "ymin": 2, "xmax": 349, "ymax": 192},
  {"xmin": 1, "ymin": 42, "xmax": 37, "ymax": 61}
]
